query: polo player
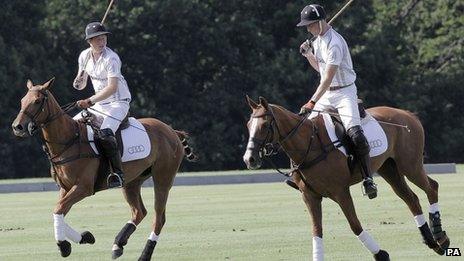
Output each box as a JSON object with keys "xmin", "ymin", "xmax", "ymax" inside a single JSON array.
[
  {"xmin": 297, "ymin": 4, "xmax": 377, "ymax": 198},
  {"xmin": 73, "ymin": 22, "xmax": 131, "ymax": 188}
]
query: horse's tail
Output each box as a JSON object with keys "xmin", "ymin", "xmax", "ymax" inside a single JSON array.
[{"xmin": 175, "ymin": 130, "xmax": 199, "ymax": 162}]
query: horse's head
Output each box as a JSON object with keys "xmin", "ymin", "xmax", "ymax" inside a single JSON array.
[
  {"xmin": 243, "ymin": 96, "xmax": 279, "ymax": 170},
  {"xmin": 12, "ymin": 78, "xmax": 55, "ymax": 137}
]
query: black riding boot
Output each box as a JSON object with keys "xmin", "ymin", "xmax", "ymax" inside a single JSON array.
[
  {"xmin": 347, "ymin": 125, "xmax": 377, "ymax": 199},
  {"xmin": 99, "ymin": 128, "xmax": 125, "ymax": 188}
]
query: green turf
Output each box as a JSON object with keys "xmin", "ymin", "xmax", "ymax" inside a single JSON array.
[{"xmin": 0, "ymin": 174, "xmax": 463, "ymax": 261}]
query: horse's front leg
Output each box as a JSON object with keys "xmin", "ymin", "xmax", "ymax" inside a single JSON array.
[
  {"xmin": 334, "ymin": 189, "xmax": 390, "ymax": 261},
  {"xmin": 53, "ymin": 185, "xmax": 94, "ymax": 257},
  {"xmin": 301, "ymin": 188, "xmax": 324, "ymax": 261}
]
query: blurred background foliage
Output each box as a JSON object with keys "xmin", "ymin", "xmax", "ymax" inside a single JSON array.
[{"xmin": 1, "ymin": 0, "xmax": 462, "ymax": 178}]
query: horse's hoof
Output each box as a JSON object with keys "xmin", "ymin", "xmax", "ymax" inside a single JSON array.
[
  {"xmin": 374, "ymin": 249, "xmax": 390, "ymax": 261},
  {"xmin": 432, "ymin": 245, "xmax": 446, "ymax": 255},
  {"xmin": 57, "ymin": 240, "xmax": 72, "ymax": 257},
  {"xmin": 436, "ymin": 232, "xmax": 450, "ymax": 250},
  {"xmin": 79, "ymin": 231, "xmax": 95, "ymax": 245},
  {"xmin": 112, "ymin": 244, "xmax": 124, "ymax": 259},
  {"xmin": 138, "ymin": 240, "xmax": 157, "ymax": 261}
]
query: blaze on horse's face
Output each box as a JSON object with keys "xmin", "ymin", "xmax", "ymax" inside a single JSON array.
[
  {"xmin": 243, "ymin": 96, "xmax": 274, "ymax": 170},
  {"xmin": 12, "ymin": 78, "xmax": 54, "ymax": 137}
]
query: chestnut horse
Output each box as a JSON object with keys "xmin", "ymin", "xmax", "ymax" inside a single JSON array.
[
  {"xmin": 12, "ymin": 78, "xmax": 196, "ymax": 260},
  {"xmin": 243, "ymin": 96, "xmax": 450, "ymax": 260}
]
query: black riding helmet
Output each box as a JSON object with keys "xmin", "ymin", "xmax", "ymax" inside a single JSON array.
[
  {"xmin": 84, "ymin": 22, "xmax": 111, "ymax": 40},
  {"xmin": 296, "ymin": 4, "xmax": 326, "ymax": 27}
]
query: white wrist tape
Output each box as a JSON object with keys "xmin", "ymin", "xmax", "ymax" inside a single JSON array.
[
  {"xmin": 312, "ymin": 236, "xmax": 324, "ymax": 261},
  {"xmin": 357, "ymin": 230, "xmax": 380, "ymax": 254},
  {"xmin": 148, "ymin": 231, "xmax": 159, "ymax": 242},
  {"xmin": 53, "ymin": 213, "xmax": 66, "ymax": 242}
]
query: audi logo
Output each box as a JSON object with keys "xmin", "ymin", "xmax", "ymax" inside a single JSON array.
[
  {"xmin": 369, "ymin": 139, "xmax": 382, "ymax": 148},
  {"xmin": 127, "ymin": 145, "xmax": 145, "ymax": 154}
]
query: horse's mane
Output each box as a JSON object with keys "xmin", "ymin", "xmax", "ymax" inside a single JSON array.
[{"xmin": 269, "ymin": 104, "xmax": 300, "ymax": 120}]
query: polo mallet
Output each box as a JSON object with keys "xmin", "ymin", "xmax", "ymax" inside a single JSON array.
[
  {"xmin": 301, "ymin": 0, "xmax": 355, "ymax": 54},
  {"xmin": 77, "ymin": 0, "xmax": 116, "ymax": 78}
]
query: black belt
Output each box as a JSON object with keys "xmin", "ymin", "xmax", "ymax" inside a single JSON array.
[
  {"xmin": 329, "ymin": 83, "xmax": 353, "ymax": 91},
  {"xmin": 99, "ymin": 98, "xmax": 131, "ymax": 105}
]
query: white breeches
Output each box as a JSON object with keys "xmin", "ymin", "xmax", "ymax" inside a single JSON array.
[
  {"xmin": 74, "ymin": 101, "xmax": 130, "ymax": 133},
  {"xmin": 308, "ymin": 84, "xmax": 360, "ymax": 130}
]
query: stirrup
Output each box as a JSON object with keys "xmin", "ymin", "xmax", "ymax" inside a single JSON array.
[
  {"xmin": 362, "ymin": 178, "xmax": 377, "ymax": 199},
  {"xmin": 285, "ymin": 179, "xmax": 300, "ymax": 191},
  {"xmin": 107, "ymin": 173, "xmax": 124, "ymax": 188}
]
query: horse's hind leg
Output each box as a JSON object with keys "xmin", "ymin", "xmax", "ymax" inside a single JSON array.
[
  {"xmin": 112, "ymin": 177, "xmax": 147, "ymax": 259},
  {"xmin": 334, "ymin": 189, "xmax": 389, "ymax": 260},
  {"xmin": 138, "ymin": 167, "xmax": 176, "ymax": 261},
  {"xmin": 402, "ymin": 165, "xmax": 450, "ymax": 252},
  {"xmin": 378, "ymin": 159, "xmax": 445, "ymax": 255}
]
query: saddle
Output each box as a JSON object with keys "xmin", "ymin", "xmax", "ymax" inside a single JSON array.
[
  {"xmin": 83, "ymin": 111, "xmax": 130, "ymax": 155},
  {"xmin": 326, "ymin": 100, "xmax": 367, "ymax": 172}
]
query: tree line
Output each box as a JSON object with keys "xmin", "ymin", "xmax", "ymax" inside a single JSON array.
[{"xmin": 0, "ymin": 0, "xmax": 462, "ymax": 179}]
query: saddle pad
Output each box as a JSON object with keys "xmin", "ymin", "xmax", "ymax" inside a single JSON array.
[
  {"xmin": 322, "ymin": 113, "xmax": 388, "ymax": 157},
  {"xmin": 87, "ymin": 117, "xmax": 151, "ymax": 162}
]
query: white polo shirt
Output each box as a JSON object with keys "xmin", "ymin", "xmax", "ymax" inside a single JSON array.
[
  {"xmin": 312, "ymin": 27, "xmax": 356, "ymax": 87},
  {"xmin": 78, "ymin": 47, "xmax": 131, "ymax": 104}
]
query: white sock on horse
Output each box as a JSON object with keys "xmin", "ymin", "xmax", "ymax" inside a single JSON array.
[
  {"xmin": 53, "ymin": 213, "xmax": 66, "ymax": 241},
  {"xmin": 429, "ymin": 203, "xmax": 440, "ymax": 214},
  {"xmin": 312, "ymin": 236, "xmax": 324, "ymax": 261},
  {"xmin": 64, "ymin": 223, "xmax": 82, "ymax": 243},
  {"xmin": 414, "ymin": 214, "xmax": 426, "ymax": 227},
  {"xmin": 357, "ymin": 230, "xmax": 380, "ymax": 254},
  {"xmin": 148, "ymin": 231, "xmax": 159, "ymax": 242}
]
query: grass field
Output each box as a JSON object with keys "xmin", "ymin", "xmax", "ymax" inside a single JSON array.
[{"xmin": 0, "ymin": 173, "xmax": 463, "ymax": 261}]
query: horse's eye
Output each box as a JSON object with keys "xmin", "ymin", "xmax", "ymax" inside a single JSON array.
[{"xmin": 34, "ymin": 99, "xmax": 41, "ymax": 104}]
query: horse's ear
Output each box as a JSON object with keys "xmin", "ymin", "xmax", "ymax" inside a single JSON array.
[
  {"xmin": 26, "ymin": 79, "xmax": 33, "ymax": 89},
  {"xmin": 246, "ymin": 95, "xmax": 258, "ymax": 109},
  {"xmin": 259, "ymin": 96, "xmax": 269, "ymax": 109},
  {"xmin": 40, "ymin": 77, "xmax": 55, "ymax": 90}
]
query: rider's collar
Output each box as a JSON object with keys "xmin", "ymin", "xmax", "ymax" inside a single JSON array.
[{"xmin": 317, "ymin": 25, "xmax": 333, "ymax": 43}]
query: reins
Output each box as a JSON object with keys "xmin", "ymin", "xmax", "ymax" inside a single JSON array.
[
  {"xmin": 255, "ymin": 108, "xmax": 340, "ymax": 179},
  {"xmin": 26, "ymin": 91, "xmax": 99, "ymax": 170}
]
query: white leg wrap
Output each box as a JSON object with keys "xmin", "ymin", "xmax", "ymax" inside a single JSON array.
[
  {"xmin": 148, "ymin": 231, "xmax": 159, "ymax": 242},
  {"xmin": 414, "ymin": 214, "xmax": 426, "ymax": 227},
  {"xmin": 64, "ymin": 223, "xmax": 82, "ymax": 243},
  {"xmin": 312, "ymin": 236, "xmax": 324, "ymax": 261},
  {"xmin": 429, "ymin": 203, "xmax": 440, "ymax": 214},
  {"xmin": 357, "ymin": 230, "xmax": 380, "ymax": 254},
  {"xmin": 53, "ymin": 213, "xmax": 66, "ymax": 241}
]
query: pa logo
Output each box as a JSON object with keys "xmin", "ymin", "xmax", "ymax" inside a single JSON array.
[{"xmin": 446, "ymin": 248, "xmax": 461, "ymax": 256}]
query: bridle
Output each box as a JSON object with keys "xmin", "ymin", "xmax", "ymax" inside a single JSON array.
[
  {"xmin": 19, "ymin": 90, "xmax": 73, "ymax": 135},
  {"xmin": 17, "ymin": 89, "xmax": 97, "ymax": 167},
  {"xmin": 248, "ymin": 106, "xmax": 338, "ymax": 177},
  {"xmin": 249, "ymin": 108, "xmax": 308, "ymax": 158}
]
